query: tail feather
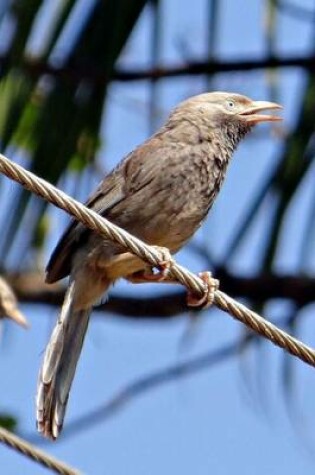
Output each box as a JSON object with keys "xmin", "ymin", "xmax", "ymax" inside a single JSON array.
[{"xmin": 36, "ymin": 281, "xmax": 91, "ymax": 440}]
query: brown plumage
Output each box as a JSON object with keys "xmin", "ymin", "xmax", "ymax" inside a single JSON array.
[{"xmin": 36, "ymin": 91, "xmax": 282, "ymax": 439}]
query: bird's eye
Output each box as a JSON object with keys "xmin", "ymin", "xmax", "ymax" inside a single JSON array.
[{"xmin": 226, "ymin": 100, "xmax": 235, "ymax": 110}]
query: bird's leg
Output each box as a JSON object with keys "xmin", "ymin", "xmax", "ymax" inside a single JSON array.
[
  {"xmin": 94, "ymin": 246, "xmax": 174, "ymax": 283},
  {"xmin": 127, "ymin": 246, "xmax": 174, "ymax": 283},
  {"xmin": 128, "ymin": 262, "xmax": 219, "ymax": 310},
  {"xmin": 186, "ymin": 272, "xmax": 219, "ymax": 309},
  {"xmin": 127, "ymin": 269, "xmax": 175, "ymax": 284}
]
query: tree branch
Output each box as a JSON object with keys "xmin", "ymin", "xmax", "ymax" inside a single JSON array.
[
  {"xmin": 114, "ymin": 55, "xmax": 315, "ymax": 81},
  {"xmin": 6, "ymin": 270, "xmax": 315, "ymax": 319},
  {"xmin": 7, "ymin": 54, "xmax": 315, "ymax": 85}
]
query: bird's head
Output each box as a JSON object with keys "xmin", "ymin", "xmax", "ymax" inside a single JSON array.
[{"xmin": 173, "ymin": 91, "xmax": 282, "ymax": 130}]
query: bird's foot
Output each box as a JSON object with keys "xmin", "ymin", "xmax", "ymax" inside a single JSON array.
[
  {"xmin": 127, "ymin": 246, "xmax": 174, "ymax": 283},
  {"xmin": 150, "ymin": 246, "xmax": 174, "ymax": 281},
  {"xmin": 186, "ymin": 271, "xmax": 219, "ymax": 309}
]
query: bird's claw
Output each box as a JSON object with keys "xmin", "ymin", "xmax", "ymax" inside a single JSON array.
[
  {"xmin": 152, "ymin": 246, "xmax": 174, "ymax": 281},
  {"xmin": 128, "ymin": 246, "xmax": 174, "ymax": 283},
  {"xmin": 186, "ymin": 271, "xmax": 219, "ymax": 309}
]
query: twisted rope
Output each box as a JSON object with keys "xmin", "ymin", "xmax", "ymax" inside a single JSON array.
[
  {"xmin": 0, "ymin": 427, "xmax": 80, "ymax": 474},
  {"xmin": 0, "ymin": 152, "xmax": 314, "ymax": 371}
]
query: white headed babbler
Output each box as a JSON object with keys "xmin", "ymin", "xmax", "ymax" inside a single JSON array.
[{"xmin": 36, "ymin": 92, "xmax": 282, "ymax": 439}]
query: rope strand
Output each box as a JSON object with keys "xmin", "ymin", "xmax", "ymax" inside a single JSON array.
[
  {"xmin": 0, "ymin": 427, "xmax": 80, "ymax": 474},
  {"xmin": 0, "ymin": 152, "xmax": 314, "ymax": 368}
]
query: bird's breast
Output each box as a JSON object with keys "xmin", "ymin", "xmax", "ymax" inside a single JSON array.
[{"xmin": 126, "ymin": 144, "xmax": 228, "ymax": 251}]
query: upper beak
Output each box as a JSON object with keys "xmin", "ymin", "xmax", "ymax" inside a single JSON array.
[{"xmin": 238, "ymin": 100, "xmax": 283, "ymax": 125}]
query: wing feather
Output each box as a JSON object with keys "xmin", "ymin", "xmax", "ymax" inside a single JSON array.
[
  {"xmin": 46, "ymin": 172, "xmax": 126, "ymax": 283},
  {"xmin": 46, "ymin": 135, "xmax": 179, "ymax": 283}
]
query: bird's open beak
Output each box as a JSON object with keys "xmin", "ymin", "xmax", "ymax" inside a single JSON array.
[{"xmin": 238, "ymin": 100, "xmax": 282, "ymax": 125}]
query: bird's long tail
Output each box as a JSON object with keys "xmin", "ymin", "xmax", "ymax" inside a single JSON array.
[{"xmin": 36, "ymin": 280, "xmax": 91, "ymax": 440}]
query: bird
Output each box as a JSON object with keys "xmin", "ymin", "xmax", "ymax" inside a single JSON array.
[{"xmin": 36, "ymin": 91, "xmax": 282, "ymax": 439}]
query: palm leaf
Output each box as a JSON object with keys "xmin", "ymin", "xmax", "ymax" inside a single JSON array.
[{"xmin": 0, "ymin": 0, "xmax": 149, "ymax": 261}]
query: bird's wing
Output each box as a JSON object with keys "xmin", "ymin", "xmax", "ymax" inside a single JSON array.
[
  {"xmin": 45, "ymin": 170, "xmax": 127, "ymax": 283},
  {"xmin": 46, "ymin": 137, "xmax": 176, "ymax": 284}
]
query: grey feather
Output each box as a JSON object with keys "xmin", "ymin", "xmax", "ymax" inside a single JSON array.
[{"xmin": 37, "ymin": 281, "xmax": 91, "ymax": 439}]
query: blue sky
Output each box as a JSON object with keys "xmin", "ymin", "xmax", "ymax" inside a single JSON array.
[{"xmin": 2, "ymin": 1, "xmax": 315, "ymax": 474}]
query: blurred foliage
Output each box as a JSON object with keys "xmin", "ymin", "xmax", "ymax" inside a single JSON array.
[
  {"xmin": 0, "ymin": 413, "xmax": 17, "ymax": 432},
  {"xmin": 0, "ymin": 0, "xmax": 149, "ymax": 262}
]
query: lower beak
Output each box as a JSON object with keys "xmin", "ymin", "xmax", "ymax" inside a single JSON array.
[{"xmin": 239, "ymin": 100, "xmax": 282, "ymax": 125}]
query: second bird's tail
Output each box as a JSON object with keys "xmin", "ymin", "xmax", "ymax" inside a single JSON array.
[{"xmin": 36, "ymin": 280, "xmax": 91, "ymax": 440}]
